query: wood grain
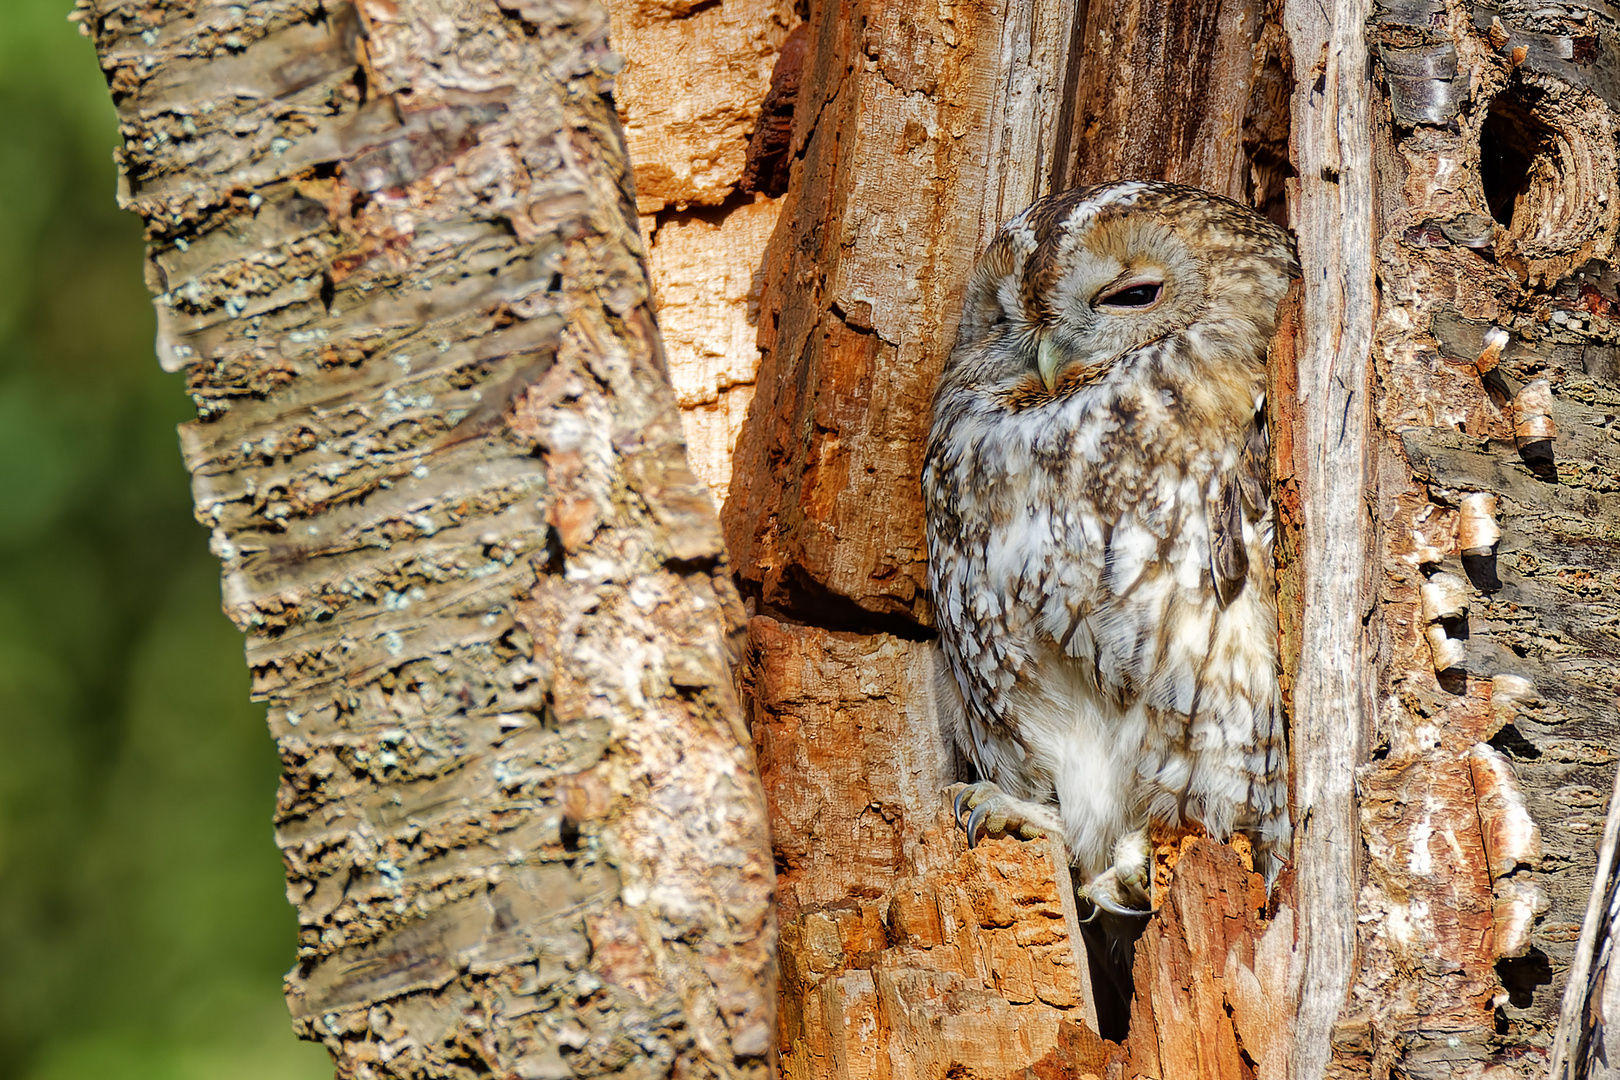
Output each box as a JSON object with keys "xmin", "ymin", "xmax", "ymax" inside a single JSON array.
[
  {"xmin": 721, "ymin": 0, "xmax": 1081, "ymax": 629},
  {"xmin": 1274, "ymin": 2, "xmax": 1379, "ymax": 1075},
  {"xmin": 1125, "ymin": 841, "xmax": 1290, "ymax": 1080},
  {"xmin": 1055, "ymin": 0, "xmax": 1283, "ymax": 209}
]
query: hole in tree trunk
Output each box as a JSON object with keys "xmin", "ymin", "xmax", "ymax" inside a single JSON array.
[
  {"xmin": 1496, "ymin": 948, "xmax": 1552, "ymax": 1008},
  {"xmin": 1476, "ymin": 86, "xmax": 1617, "ymax": 263},
  {"xmin": 1479, "ymin": 93, "xmax": 1547, "ymax": 229}
]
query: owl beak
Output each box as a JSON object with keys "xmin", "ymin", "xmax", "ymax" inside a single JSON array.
[{"xmin": 1037, "ymin": 332, "xmax": 1062, "ymax": 392}]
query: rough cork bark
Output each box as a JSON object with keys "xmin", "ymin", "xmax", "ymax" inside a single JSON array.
[{"xmin": 83, "ymin": 1, "xmax": 774, "ymax": 1077}]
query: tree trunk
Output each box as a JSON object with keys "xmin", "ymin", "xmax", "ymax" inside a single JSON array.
[
  {"xmin": 698, "ymin": 0, "xmax": 1618, "ymax": 1075},
  {"xmin": 1332, "ymin": 2, "xmax": 1620, "ymax": 1075},
  {"xmin": 88, "ymin": 0, "xmax": 1620, "ymax": 1075},
  {"xmin": 84, "ymin": 1, "xmax": 774, "ymax": 1077}
]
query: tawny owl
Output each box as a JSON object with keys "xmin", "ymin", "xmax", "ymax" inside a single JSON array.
[{"xmin": 923, "ymin": 181, "xmax": 1296, "ymax": 1020}]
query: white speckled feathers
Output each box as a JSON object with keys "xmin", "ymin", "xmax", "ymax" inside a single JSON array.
[{"xmin": 923, "ymin": 181, "xmax": 1297, "ymax": 883}]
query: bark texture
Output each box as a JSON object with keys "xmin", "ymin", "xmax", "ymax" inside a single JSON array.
[
  {"xmin": 748, "ymin": 617, "xmax": 1105, "ymax": 1078},
  {"xmin": 85, "ymin": 1, "xmax": 774, "ymax": 1077},
  {"xmin": 1322, "ymin": 2, "xmax": 1620, "ymax": 1075}
]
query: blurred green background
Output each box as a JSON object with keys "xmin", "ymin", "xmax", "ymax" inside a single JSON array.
[{"xmin": 0, "ymin": 4, "xmax": 329, "ymax": 1078}]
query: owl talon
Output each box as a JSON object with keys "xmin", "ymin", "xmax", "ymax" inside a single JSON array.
[
  {"xmin": 1080, "ymin": 827, "xmax": 1154, "ymax": 917},
  {"xmin": 949, "ymin": 781, "xmax": 1063, "ymax": 848},
  {"xmin": 965, "ymin": 800, "xmax": 996, "ymax": 848},
  {"xmin": 1081, "ymin": 885, "xmax": 1153, "ymax": 920}
]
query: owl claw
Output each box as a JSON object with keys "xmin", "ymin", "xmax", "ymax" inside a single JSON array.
[
  {"xmin": 1079, "ymin": 827, "xmax": 1154, "ymax": 919},
  {"xmin": 949, "ymin": 782, "xmax": 1063, "ymax": 848},
  {"xmin": 1081, "ymin": 885, "xmax": 1153, "ymax": 920},
  {"xmin": 965, "ymin": 800, "xmax": 996, "ymax": 848}
]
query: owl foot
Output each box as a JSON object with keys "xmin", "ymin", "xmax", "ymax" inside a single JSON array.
[
  {"xmin": 1079, "ymin": 828, "xmax": 1153, "ymax": 919},
  {"xmin": 950, "ymin": 782, "xmax": 1066, "ymax": 848}
]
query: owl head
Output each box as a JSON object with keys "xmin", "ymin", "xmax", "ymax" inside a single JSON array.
[{"xmin": 941, "ymin": 182, "xmax": 1299, "ymax": 412}]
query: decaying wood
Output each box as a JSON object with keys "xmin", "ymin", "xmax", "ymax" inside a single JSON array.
[
  {"xmin": 85, "ymin": 0, "xmax": 774, "ymax": 1075},
  {"xmin": 1054, "ymin": 0, "xmax": 1289, "ymax": 212},
  {"xmin": 641, "ymin": 196, "xmax": 781, "ymax": 506},
  {"xmin": 608, "ymin": 0, "xmax": 792, "ymax": 507},
  {"xmin": 746, "ymin": 616, "xmax": 1105, "ymax": 1077},
  {"xmin": 722, "ymin": 0, "xmax": 1083, "ymax": 626},
  {"xmin": 1317, "ymin": 0, "xmax": 1620, "ymax": 1074},
  {"xmin": 1125, "ymin": 841, "xmax": 1295, "ymax": 1080},
  {"xmin": 608, "ymin": 0, "xmax": 794, "ymax": 214}
]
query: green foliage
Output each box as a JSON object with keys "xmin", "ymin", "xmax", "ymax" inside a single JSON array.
[{"xmin": 0, "ymin": 4, "xmax": 329, "ymax": 1077}]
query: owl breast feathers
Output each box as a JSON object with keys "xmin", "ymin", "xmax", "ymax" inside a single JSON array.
[{"xmin": 922, "ymin": 181, "xmax": 1298, "ymax": 886}]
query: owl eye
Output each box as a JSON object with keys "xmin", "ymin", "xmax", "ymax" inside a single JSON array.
[{"xmin": 1097, "ymin": 281, "xmax": 1163, "ymax": 309}]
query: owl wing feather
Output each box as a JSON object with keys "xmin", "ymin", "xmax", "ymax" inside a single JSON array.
[{"xmin": 1211, "ymin": 399, "xmax": 1269, "ymax": 609}]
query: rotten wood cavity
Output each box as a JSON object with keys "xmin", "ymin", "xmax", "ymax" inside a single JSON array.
[{"xmin": 719, "ymin": 0, "xmax": 1351, "ymax": 1072}]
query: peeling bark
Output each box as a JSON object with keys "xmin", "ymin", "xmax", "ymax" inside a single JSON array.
[
  {"xmin": 84, "ymin": 0, "xmax": 774, "ymax": 1076},
  {"xmin": 1323, "ymin": 1, "xmax": 1620, "ymax": 1074}
]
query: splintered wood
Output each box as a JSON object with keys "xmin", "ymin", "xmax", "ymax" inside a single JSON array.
[
  {"xmin": 745, "ymin": 616, "xmax": 1108, "ymax": 1078},
  {"xmin": 1127, "ymin": 842, "xmax": 1293, "ymax": 1080},
  {"xmin": 776, "ymin": 840, "xmax": 1106, "ymax": 1080},
  {"xmin": 641, "ymin": 196, "xmax": 780, "ymax": 506},
  {"xmin": 608, "ymin": 0, "xmax": 793, "ymax": 508},
  {"xmin": 608, "ymin": 0, "xmax": 794, "ymax": 213}
]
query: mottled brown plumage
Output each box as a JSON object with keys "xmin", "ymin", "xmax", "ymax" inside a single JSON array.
[{"xmin": 923, "ymin": 182, "xmax": 1298, "ymax": 1030}]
